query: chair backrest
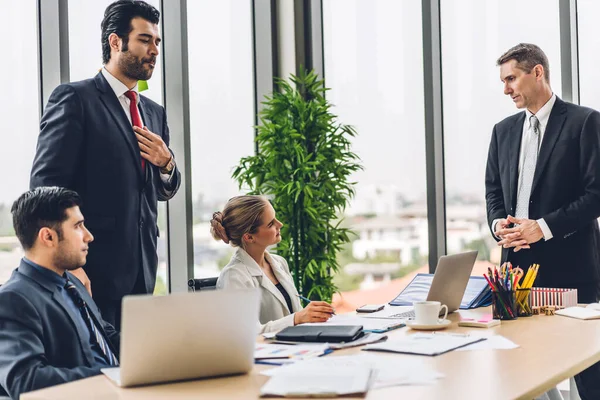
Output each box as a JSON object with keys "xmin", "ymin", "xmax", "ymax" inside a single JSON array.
[{"xmin": 188, "ymin": 277, "xmax": 218, "ymax": 292}]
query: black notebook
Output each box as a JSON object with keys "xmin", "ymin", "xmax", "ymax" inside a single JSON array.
[{"xmin": 275, "ymin": 325, "xmax": 364, "ymax": 343}]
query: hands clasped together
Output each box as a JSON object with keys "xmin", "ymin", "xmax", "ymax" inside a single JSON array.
[{"xmin": 494, "ymin": 215, "xmax": 544, "ymax": 252}]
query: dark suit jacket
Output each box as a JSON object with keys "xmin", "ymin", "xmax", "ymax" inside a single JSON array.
[
  {"xmin": 30, "ymin": 72, "xmax": 181, "ymax": 300},
  {"xmin": 0, "ymin": 260, "xmax": 120, "ymax": 399},
  {"xmin": 485, "ymin": 97, "xmax": 600, "ymax": 291}
]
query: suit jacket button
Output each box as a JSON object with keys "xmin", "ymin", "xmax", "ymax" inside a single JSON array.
[{"xmin": 139, "ymin": 219, "xmax": 144, "ymax": 227}]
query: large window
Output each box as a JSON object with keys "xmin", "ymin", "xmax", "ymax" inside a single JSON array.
[
  {"xmin": 578, "ymin": 0, "xmax": 600, "ymax": 110},
  {"xmin": 578, "ymin": 0, "xmax": 600, "ymax": 230},
  {"xmin": 68, "ymin": 0, "xmax": 168, "ymax": 293},
  {"xmin": 0, "ymin": 1, "xmax": 39, "ymax": 283},
  {"xmin": 324, "ymin": 0, "xmax": 428, "ymax": 312},
  {"xmin": 186, "ymin": 1, "xmax": 255, "ymax": 278},
  {"xmin": 441, "ymin": 0, "xmax": 562, "ymax": 265}
]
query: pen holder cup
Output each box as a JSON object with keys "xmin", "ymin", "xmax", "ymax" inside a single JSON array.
[
  {"xmin": 516, "ymin": 288, "xmax": 532, "ymax": 317},
  {"xmin": 492, "ymin": 290, "xmax": 518, "ymax": 320}
]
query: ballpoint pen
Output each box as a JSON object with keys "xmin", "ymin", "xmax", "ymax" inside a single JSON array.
[
  {"xmin": 296, "ymin": 294, "xmax": 312, "ymax": 303},
  {"xmin": 296, "ymin": 294, "xmax": 336, "ymax": 315}
]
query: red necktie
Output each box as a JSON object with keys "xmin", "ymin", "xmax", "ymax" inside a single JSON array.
[{"xmin": 124, "ymin": 90, "xmax": 145, "ymax": 170}]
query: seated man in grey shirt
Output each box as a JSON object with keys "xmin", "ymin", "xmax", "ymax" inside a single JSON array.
[{"xmin": 0, "ymin": 187, "xmax": 119, "ymax": 399}]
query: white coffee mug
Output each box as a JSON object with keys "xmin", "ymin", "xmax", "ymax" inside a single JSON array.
[{"xmin": 413, "ymin": 301, "xmax": 448, "ymax": 325}]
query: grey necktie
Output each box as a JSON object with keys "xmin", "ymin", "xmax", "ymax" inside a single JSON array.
[{"xmin": 515, "ymin": 115, "xmax": 541, "ymax": 219}]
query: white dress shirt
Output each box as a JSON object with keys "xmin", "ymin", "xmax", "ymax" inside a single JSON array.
[
  {"xmin": 492, "ymin": 93, "xmax": 556, "ymax": 241},
  {"xmin": 101, "ymin": 68, "xmax": 173, "ymax": 183}
]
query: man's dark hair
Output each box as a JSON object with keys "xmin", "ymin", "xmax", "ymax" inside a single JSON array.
[
  {"xmin": 11, "ymin": 187, "xmax": 82, "ymax": 251},
  {"xmin": 496, "ymin": 43, "xmax": 550, "ymax": 84},
  {"xmin": 101, "ymin": 0, "xmax": 160, "ymax": 64}
]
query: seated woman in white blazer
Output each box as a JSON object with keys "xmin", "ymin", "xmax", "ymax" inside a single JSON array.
[{"xmin": 212, "ymin": 195, "xmax": 334, "ymax": 333}]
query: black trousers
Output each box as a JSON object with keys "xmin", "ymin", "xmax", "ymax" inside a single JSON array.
[
  {"xmin": 507, "ymin": 249, "xmax": 600, "ymax": 399},
  {"xmin": 94, "ymin": 267, "xmax": 149, "ymax": 331},
  {"xmin": 572, "ymin": 283, "xmax": 600, "ymax": 400}
]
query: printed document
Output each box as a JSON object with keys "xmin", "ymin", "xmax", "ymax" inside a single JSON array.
[{"xmin": 260, "ymin": 365, "xmax": 372, "ymax": 397}]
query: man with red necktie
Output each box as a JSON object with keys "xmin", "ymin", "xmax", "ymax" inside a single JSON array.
[{"xmin": 30, "ymin": 1, "xmax": 180, "ymax": 329}]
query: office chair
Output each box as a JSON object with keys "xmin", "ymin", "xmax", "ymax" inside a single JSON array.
[{"xmin": 187, "ymin": 277, "xmax": 218, "ymax": 292}]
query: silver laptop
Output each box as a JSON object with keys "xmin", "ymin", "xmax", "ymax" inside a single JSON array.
[
  {"xmin": 369, "ymin": 251, "xmax": 478, "ymax": 319},
  {"xmin": 101, "ymin": 289, "xmax": 259, "ymax": 387}
]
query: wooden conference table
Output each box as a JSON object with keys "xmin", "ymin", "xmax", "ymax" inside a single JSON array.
[{"xmin": 22, "ymin": 307, "xmax": 600, "ymax": 400}]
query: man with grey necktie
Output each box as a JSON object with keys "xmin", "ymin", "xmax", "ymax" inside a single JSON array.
[{"xmin": 485, "ymin": 43, "xmax": 600, "ymax": 400}]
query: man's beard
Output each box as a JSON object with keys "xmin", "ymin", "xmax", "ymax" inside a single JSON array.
[
  {"xmin": 119, "ymin": 50, "xmax": 155, "ymax": 81},
  {"xmin": 53, "ymin": 248, "xmax": 84, "ymax": 271}
]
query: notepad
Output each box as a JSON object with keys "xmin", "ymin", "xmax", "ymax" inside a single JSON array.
[
  {"xmin": 363, "ymin": 333, "xmax": 486, "ymax": 356},
  {"xmin": 259, "ymin": 366, "xmax": 372, "ymax": 397},
  {"xmin": 556, "ymin": 306, "xmax": 600, "ymax": 320},
  {"xmin": 458, "ymin": 314, "xmax": 500, "ymax": 328},
  {"xmin": 268, "ymin": 332, "xmax": 388, "ymax": 350}
]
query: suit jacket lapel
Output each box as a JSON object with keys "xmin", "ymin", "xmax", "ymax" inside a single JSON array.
[
  {"xmin": 138, "ymin": 96, "xmax": 154, "ymax": 183},
  {"xmin": 266, "ymin": 253, "xmax": 302, "ymax": 312},
  {"xmin": 94, "ymin": 73, "xmax": 144, "ymax": 182},
  {"xmin": 51, "ymin": 291, "xmax": 97, "ymax": 365},
  {"xmin": 509, "ymin": 113, "xmax": 526, "ymax": 209},
  {"xmin": 138, "ymin": 96, "xmax": 153, "ymax": 132},
  {"xmin": 236, "ymin": 248, "xmax": 289, "ymax": 311},
  {"xmin": 531, "ymin": 98, "xmax": 567, "ymax": 195},
  {"xmin": 17, "ymin": 261, "xmax": 96, "ymax": 366}
]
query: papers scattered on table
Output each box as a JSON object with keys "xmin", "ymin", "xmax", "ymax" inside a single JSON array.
[
  {"xmin": 304, "ymin": 314, "xmax": 405, "ymax": 332},
  {"xmin": 456, "ymin": 335, "xmax": 518, "ymax": 351},
  {"xmin": 363, "ymin": 332, "xmax": 486, "ymax": 356},
  {"xmin": 327, "ymin": 332, "xmax": 388, "ymax": 349},
  {"xmin": 254, "ymin": 343, "xmax": 330, "ymax": 365},
  {"xmin": 260, "ymin": 365, "xmax": 372, "ymax": 397},
  {"xmin": 262, "ymin": 353, "xmax": 443, "ymax": 389}
]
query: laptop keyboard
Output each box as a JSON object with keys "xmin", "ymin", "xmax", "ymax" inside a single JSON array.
[{"xmin": 388, "ymin": 310, "xmax": 416, "ymax": 319}]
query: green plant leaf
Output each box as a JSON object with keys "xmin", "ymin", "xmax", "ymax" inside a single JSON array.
[{"xmin": 231, "ymin": 68, "xmax": 362, "ymax": 302}]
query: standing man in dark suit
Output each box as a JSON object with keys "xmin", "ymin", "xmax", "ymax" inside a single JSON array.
[
  {"xmin": 30, "ymin": 0, "xmax": 180, "ymax": 329},
  {"xmin": 0, "ymin": 187, "xmax": 119, "ymax": 399},
  {"xmin": 485, "ymin": 43, "xmax": 600, "ymax": 399}
]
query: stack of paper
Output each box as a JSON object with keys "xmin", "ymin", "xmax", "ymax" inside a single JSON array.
[
  {"xmin": 364, "ymin": 333, "xmax": 486, "ymax": 356},
  {"xmin": 262, "ymin": 353, "xmax": 443, "ymax": 389},
  {"xmin": 458, "ymin": 314, "xmax": 500, "ymax": 328},
  {"xmin": 260, "ymin": 365, "xmax": 372, "ymax": 397},
  {"xmin": 556, "ymin": 306, "xmax": 600, "ymax": 320}
]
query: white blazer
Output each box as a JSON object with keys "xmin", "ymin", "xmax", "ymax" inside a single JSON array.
[{"xmin": 217, "ymin": 247, "xmax": 302, "ymax": 334}]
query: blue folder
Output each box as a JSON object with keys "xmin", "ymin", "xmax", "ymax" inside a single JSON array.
[{"xmin": 388, "ymin": 273, "xmax": 492, "ymax": 309}]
